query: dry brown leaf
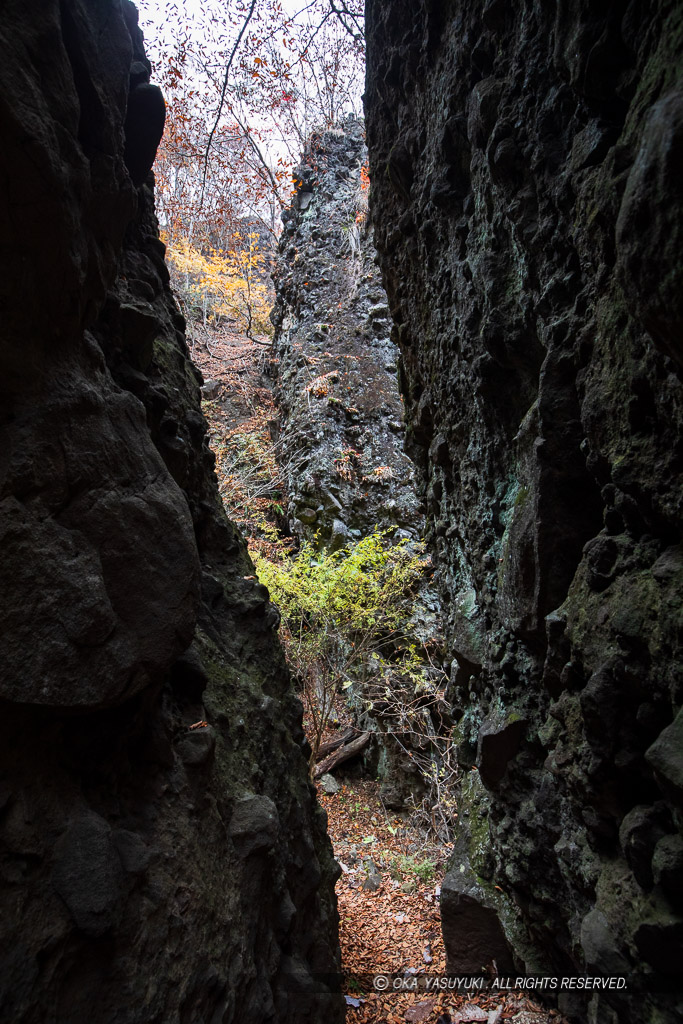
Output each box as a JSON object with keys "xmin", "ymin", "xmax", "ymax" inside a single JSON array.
[
  {"xmin": 453, "ymin": 1005, "xmax": 489, "ymax": 1023},
  {"xmin": 405, "ymin": 999, "xmax": 436, "ymax": 1022}
]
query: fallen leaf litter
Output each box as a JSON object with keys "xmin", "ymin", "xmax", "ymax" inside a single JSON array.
[
  {"xmin": 193, "ymin": 326, "xmax": 569, "ymax": 1024},
  {"xmin": 320, "ymin": 779, "xmax": 568, "ymax": 1024}
]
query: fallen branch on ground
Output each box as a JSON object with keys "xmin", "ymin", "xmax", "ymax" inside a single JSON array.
[
  {"xmin": 314, "ymin": 731, "xmax": 370, "ymax": 778},
  {"xmin": 316, "ymin": 725, "xmax": 357, "ymax": 760}
]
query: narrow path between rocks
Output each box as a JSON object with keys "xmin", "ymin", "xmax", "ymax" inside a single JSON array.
[
  {"xmin": 194, "ymin": 324, "xmax": 568, "ymax": 1024},
  {"xmin": 319, "ymin": 777, "xmax": 567, "ymax": 1024}
]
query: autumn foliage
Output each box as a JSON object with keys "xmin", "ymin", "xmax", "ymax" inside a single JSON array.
[
  {"xmin": 140, "ymin": 0, "xmax": 364, "ymax": 237},
  {"xmin": 165, "ymin": 230, "xmax": 272, "ymax": 337},
  {"xmin": 138, "ymin": 0, "xmax": 364, "ymax": 337}
]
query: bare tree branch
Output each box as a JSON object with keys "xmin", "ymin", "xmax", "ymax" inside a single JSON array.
[
  {"xmin": 200, "ymin": 0, "xmax": 258, "ymax": 207},
  {"xmin": 230, "ymin": 108, "xmax": 287, "ymax": 205},
  {"xmin": 327, "ymin": 0, "xmax": 364, "ymax": 42},
  {"xmin": 285, "ymin": 8, "xmax": 334, "ymax": 72}
]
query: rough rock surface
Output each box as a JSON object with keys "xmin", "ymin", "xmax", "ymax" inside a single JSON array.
[
  {"xmin": 365, "ymin": 1, "xmax": 683, "ymax": 1020},
  {"xmin": 271, "ymin": 120, "xmax": 446, "ymax": 806},
  {"xmin": 272, "ymin": 118, "xmax": 423, "ymax": 549},
  {"xmin": 0, "ymin": 4, "xmax": 341, "ymax": 1022}
]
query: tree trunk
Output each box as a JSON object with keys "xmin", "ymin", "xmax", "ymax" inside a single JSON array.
[
  {"xmin": 313, "ymin": 732, "xmax": 370, "ymax": 779},
  {"xmin": 315, "ymin": 726, "xmax": 356, "ymax": 761}
]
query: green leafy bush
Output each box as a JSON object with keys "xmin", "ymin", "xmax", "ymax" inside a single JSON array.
[
  {"xmin": 252, "ymin": 529, "xmax": 429, "ymax": 766},
  {"xmin": 389, "ymin": 853, "xmax": 436, "ymax": 883}
]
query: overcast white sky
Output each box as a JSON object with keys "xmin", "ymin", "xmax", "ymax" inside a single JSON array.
[
  {"xmin": 136, "ymin": 0, "xmax": 321, "ymax": 52},
  {"xmin": 135, "ymin": 0, "xmax": 364, "ymax": 228}
]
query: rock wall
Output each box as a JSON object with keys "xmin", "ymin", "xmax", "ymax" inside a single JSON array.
[
  {"xmin": 272, "ymin": 118, "xmax": 423, "ymax": 550},
  {"xmin": 0, "ymin": 4, "xmax": 341, "ymax": 1022},
  {"xmin": 271, "ymin": 120, "xmax": 446, "ymax": 807},
  {"xmin": 365, "ymin": 1, "xmax": 683, "ymax": 1020}
]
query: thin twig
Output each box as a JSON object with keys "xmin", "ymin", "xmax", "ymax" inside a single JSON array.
[
  {"xmin": 328, "ymin": 0, "xmax": 364, "ymax": 42},
  {"xmin": 200, "ymin": 0, "xmax": 258, "ymax": 208}
]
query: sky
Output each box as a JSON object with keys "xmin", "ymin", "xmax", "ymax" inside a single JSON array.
[
  {"xmin": 135, "ymin": 0, "xmax": 364, "ymax": 142},
  {"xmin": 136, "ymin": 0, "xmax": 328, "ymax": 56},
  {"xmin": 135, "ymin": 0, "xmax": 364, "ymax": 232}
]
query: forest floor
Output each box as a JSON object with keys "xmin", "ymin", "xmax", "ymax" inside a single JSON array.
[
  {"xmin": 190, "ymin": 323, "xmax": 288, "ymax": 545},
  {"xmin": 319, "ymin": 776, "xmax": 566, "ymax": 1024},
  {"xmin": 193, "ymin": 322, "xmax": 567, "ymax": 1024}
]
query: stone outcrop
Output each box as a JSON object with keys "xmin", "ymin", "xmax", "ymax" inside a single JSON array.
[
  {"xmin": 272, "ymin": 117, "xmax": 423, "ymax": 550},
  {"xmin": 365, "ymin": 1, "xmax": 683, "ymax": 1020},
  {"xmin": 0, "ymin": 4, "xmax": 341, "ymax": 1022},
  {"xmin": 271, "ymin": 120, "xmax": 446, "ymax": 808}
]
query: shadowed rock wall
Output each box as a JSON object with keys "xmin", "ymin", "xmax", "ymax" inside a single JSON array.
[
  {"xmin": 0, "ymin": 4, "xmax": 341, "ymax": 1022},
  {"xmin": 365, "ymin": 1, "xmax": 683, "ymax": 1020}
]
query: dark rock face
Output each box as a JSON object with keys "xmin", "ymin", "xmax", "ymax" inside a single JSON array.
[
  {"xmin": 365, "ymin": 1, "xmax": 683, "ymax": 1019},
  {"xmin": 0, "ymin": 4, "xmax": 341, "ymax": 1022}
]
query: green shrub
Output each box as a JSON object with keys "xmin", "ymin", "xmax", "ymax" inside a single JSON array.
[
  {"xmin": 252, "ymin": 529, "xmax": 429, "ymax": 766},
  {"xmin": 389, "ymin": 853, "xmax": 436, "ymax": 882}
]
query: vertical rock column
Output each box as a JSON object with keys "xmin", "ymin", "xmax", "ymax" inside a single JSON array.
[
  {"xmin": 271, "ymin": 119, "xmax": 446, "ymax": 806},
  {"xmin": 272, "ymin": 117, "xmax": 423, "ymax": 548}
]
